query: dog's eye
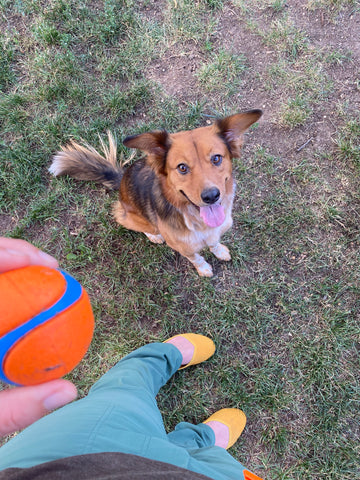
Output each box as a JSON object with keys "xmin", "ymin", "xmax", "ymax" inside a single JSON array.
[
  {"xmin": 211, "ymin": 154, "xmax": 223, "ymax": 166},
  {"xmin": 177, "ymin": 163, "xmax": 189, "ymax": 174}
]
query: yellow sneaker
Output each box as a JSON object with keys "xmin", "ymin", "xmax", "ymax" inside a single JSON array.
[
  {"xmin": 164, "ymin": 333, "xmax": 215, "ymax": 369},
  {"xmin": 203, "ymin": 408, "xmax": 247, "ymax": 449}
]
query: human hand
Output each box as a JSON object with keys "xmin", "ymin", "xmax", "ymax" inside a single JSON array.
[
  {"xmin": 0, "ymin": 237, "xmax": 78, "ymax": 436},
  {"xmin": 0, "ymin": 237, "xmax": 59, "ymax": 273},
  {"xmin": 0, "ymin": 380, "xmax": 77, "ymax": 437}
]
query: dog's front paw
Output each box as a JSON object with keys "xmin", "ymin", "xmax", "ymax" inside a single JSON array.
[
  {"xmin": 210, "ymin": 243, "xmax": 231, "ymax": 261},
  {"xmin": 197, "ymin": 263, "xmax": 213, "ymax": 277},
  {"xmin": 189, "ymin": 253, "xmax": 213, "ymax": 277},
  {"xmin": 145, "ymin": 233, "xmax": 165, "ymax": 244}
]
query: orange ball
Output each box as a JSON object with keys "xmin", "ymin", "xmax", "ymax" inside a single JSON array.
[{"xmin": 0, "ymin": 266, "xmax": 94, "ymax": 386}]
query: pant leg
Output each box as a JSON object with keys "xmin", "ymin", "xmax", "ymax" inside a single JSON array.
[
  {"xmin": 0, "ymin": 342, "xmax": 182, "ymax": 469},
  {"xmin": 187, "ymin": 446, "xmax": 252, "ymax": 480},
  {"xmin": 168, "ymin": 422, "xmax": 254, "ymax": 480},
  {"xmin": 0, "ymin": 343, "xmax": 259, "ymax": 480},
  {"xmin": 167, "ymin": 421, "xmax": 215, "ymax": 448}
]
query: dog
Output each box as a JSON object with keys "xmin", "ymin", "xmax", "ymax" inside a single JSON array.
[{"xmin": 49, "ymin": 110, "xmax": 262, "ymax": 276}]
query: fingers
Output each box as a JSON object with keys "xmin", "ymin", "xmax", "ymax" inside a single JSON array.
[
  {"xmin": 0, "ymin": 380, "xmax": 77, "ymax": 437},
  {"xmin": 0, "ymin": 237, "xmax": 59, "ymax": 273}
]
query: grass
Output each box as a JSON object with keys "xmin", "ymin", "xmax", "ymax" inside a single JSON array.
[
  {"xmin": 197, "ymin": 49, "xmax": 248, "ymax": 95},
  {"xmin": 334, "ymin": 116, "xmax": 360, "ymax": 168},
  {"xmin": 1, "ymin": 0, "xmax": 360, "ymax": 478}
]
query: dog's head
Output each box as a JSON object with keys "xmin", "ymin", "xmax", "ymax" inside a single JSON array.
[{"xmin": 123, "ymin": 110, "xmax": 262, "ymax": 227}]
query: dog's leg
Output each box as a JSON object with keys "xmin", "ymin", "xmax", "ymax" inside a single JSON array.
[
  {"xmin": 159, "ymin": 228, "xmax": 214, "ymax": 276},
  {"xmin": 145, "ymin": 233, "xmax": 165, "ymax": 244},
  {"xmin": 113, "ymin": 201, "xmax": 159, "ymax": 235},
  {"xmin": 209, "ymin": 243, "xmax": 231, "ymax": 261},
  {"xmin": 185, "ymin": 253, "xmax": 213, "ymax": 277}
]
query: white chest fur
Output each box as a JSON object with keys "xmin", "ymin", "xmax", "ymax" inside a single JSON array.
[{"xmin": 182, "ymin": 182, "xmax": 235, "ymax": 250}]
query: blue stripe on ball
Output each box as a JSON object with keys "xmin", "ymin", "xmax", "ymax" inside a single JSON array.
[{"xmin": 0, "ymin": 270, "xmax": 83, "ymax": 386}]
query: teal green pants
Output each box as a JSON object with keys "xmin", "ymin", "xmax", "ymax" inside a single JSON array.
[{"xmin": 0, "ymin": 343, "xmax": 251, "ymax": 480}]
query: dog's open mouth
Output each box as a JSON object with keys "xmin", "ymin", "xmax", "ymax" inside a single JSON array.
[{"xmin": 181, "ymin": 190, "xmax": 225, "ymax": 228}]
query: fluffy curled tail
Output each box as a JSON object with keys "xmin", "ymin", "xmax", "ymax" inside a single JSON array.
[{"xmin": 49, "ymin": 131, "xmax": 123, "ymax": 190}]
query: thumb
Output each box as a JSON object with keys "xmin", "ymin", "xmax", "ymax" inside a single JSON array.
[{"xmin": 0, "ymin": 380, "xmax": 77, "ymax": 437}]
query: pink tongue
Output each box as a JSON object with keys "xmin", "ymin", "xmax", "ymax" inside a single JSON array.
[{"xmin": 200, "ymin": 204, "xmax": 225, "ymax": 227}]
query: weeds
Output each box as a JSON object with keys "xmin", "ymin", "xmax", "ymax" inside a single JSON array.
[
  {"xmin": 197, "ymin": 49, "xmax": 247, "ymax": 95},
  {"xmin": 334, "ymin": 117, "xmax": 360, "ymax": 168}
]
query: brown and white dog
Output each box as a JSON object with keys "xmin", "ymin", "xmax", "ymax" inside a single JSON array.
[{"xmin": 49, "ymin": 110, "xmax": 262, "ymax": 276}]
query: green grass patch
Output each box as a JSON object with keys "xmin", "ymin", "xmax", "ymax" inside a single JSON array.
[
  {"xmin": 278, "ymin": 95, "xmax": 312, "ymax": 128},
  {"xmin": 0, "ymin": 35, "xmax": 15, "ymax": 91},
  {"xmin": 197, "ymin": 49, "xmax": 248, "ymax": 95},
  {"xmin": 334, "ymin": 116, "xmax": 360, "ymax": 168}
]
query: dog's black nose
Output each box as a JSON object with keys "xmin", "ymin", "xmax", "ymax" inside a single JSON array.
[{"xmin": 201, "ymin": 187, "xmax": 220, "ymax": 204}]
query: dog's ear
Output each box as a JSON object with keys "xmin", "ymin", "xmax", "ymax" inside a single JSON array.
[
  {"xmin": 216, "ymin": 110, "xmax": 262, "ymax": 158},
  {"xmin": 123, "ymin": 131, "xmax": 170, "ymax": 173}
]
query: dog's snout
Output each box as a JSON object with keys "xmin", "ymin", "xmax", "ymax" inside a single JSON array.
[{"xmin": 201, "ymin": 187, "xmax": 220, "ymax": 205}]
